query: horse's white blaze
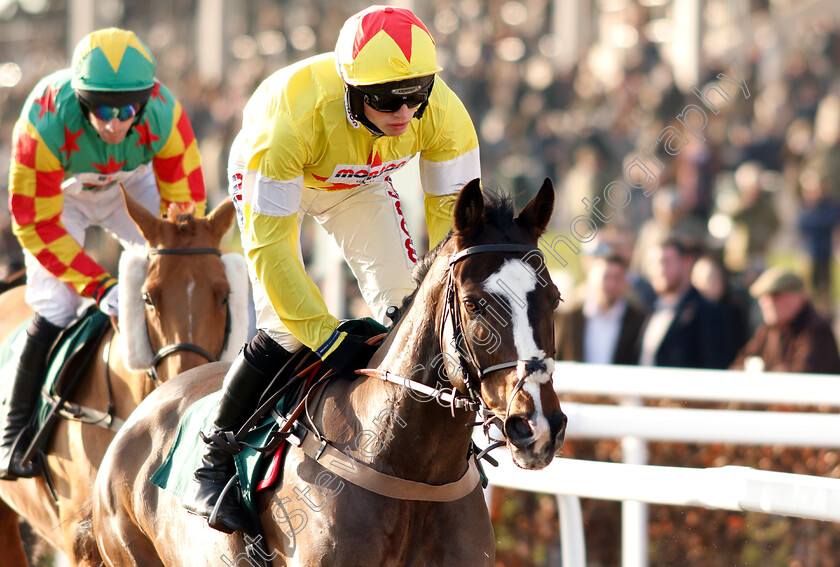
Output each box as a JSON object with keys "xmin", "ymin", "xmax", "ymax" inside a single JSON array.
[
  {"xmin": 485, "ymin": 259, "xmax": 553, "ymax": 446},
  {"xmin": 484, "ymin": 259, "xmax": 546, "ymax": 375},
  {"xmin": 185, "ymin": 280, "xmax": 196, "ymax": 330},
  {"xmin": 523, "ymin": 381, "xmax": 551, "ymax": 439}
]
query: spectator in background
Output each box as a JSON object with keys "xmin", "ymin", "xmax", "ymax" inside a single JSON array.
[
  {"xmin": 803, "ymin": 93, "xmax": 840, "ymax": 201},
  {"xmin": 630, "ymin": 187, "xmax": 706, "ymax": 282},
  {"xmin": 638, "ymin": 239, "xmax": 729, "ymax": 369},
  {"xmin": 555, "ymin": 254, "xmax": 648, "ymax": 365},
  {"xmin": 724, "ymin": 161, "xmax": 780, "ymax": 282},
  {"xmin": 691, "ymin": 252, "xmax": 752, "ymax": 361},
  {"xmin": 559, "ymin": 136, "xmax": 614, "ymax": 228},
  {"xmin": 797, "ymin": 165, "xmax": 840, "ymax": 317},
  {"xmin": 731, "ymin": 267, "xmax": 840, "ymax": 373}
]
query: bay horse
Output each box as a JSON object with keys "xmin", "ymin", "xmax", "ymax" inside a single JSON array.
[
  {"xmin": 93, "ymin": 178, "xmax": 567, "ymax": 566},
  {"xmin": 0, "ymin": 189, "xmax": 246, "ymax": 567}
]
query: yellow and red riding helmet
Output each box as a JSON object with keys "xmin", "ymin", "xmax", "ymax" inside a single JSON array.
[
  {"xmin": 336, "ymin": 6, "xmax": 442, "ymax": 133},
  {"xmin": 335, "ymin": 5, "xmax": 441, "ymax": 86}
]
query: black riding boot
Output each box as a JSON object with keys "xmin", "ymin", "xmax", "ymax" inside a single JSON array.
[
  {"xmin": 0, "ymin": 315, "xmax": 61, "ymax": 480},
  {"xmin": 183, "ymin": 336, "xmax": 291, "ymax": 533}
]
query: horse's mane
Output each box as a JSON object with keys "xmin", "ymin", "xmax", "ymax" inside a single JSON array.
[{"xmin": 395, "ymin": 189, "xmax": 515, "ymax": 321}]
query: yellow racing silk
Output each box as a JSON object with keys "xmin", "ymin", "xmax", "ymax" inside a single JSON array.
[{"xmin": 235, "ymin": 53, "xmax": 480, "ymax": 351}]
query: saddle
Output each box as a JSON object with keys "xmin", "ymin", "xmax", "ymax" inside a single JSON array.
[
  {"xmin": 152, "ymin": 318, "xmax": 389, "ymax": 516},
  {"xmin": 0, "ymin": 308, "xmax": 112, "ymax": 478}
]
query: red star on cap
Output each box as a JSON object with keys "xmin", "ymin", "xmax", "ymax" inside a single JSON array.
[
  {"xmin": 354, "ymin": 8, "xmax": 432, "ymax": 62},
  {"xmin": 135, "ymin": 119, "xmax": 161, "ymax": 149},
  {"xmin": 34, "ymin": 83, "xmax": 59, "ymax": 120},
  {"xmin": 92, "ymin": 155, "xmax": 127, "ymax": 175},
  {"xmin": 150, "ymin": 81, "xmax": 167, "ymax": 103},
  {"xmin": 58, "ymin": 126, "xmax": 84, "ymax": 161}
]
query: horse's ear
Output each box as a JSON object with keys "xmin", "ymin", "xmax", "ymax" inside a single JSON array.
[
  {"xmin": 206, "ymin": 198, "xmax": 236, "ymax": 244},
  {"xmin": 515, "ymin": 178, "xmax": 554, "ymax": 238},
  {"xmin": 452, "ymin": 179, "xmax": 484, "ymax": 236},
  {"xmin": 120, "ymin": 183, "xmax": 161, "ymax": 244}
]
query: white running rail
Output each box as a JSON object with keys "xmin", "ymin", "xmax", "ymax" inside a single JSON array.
[{"xmin": 481, "ymin": 362, "xmax": 840, "ymax": 567}]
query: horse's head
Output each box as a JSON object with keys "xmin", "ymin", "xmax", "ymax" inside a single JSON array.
[
  {"xmin": 442, "ymin": 178, "xmax": 566, "ymax": 470},
  {"xmin": 120, "ymin": 189, "xmax": 244, "ymax": 382}
]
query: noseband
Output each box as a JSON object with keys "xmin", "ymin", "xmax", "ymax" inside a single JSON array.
[{"xmin": 144, "ymin": 247, "xmax": 231, "ymax": 384}]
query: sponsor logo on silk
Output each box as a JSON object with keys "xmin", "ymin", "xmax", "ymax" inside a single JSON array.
[
  {"xmin": 326, "ymin": 157, "xmax": 410, "ymax": 185},
  {"xmin": 386, "ymin": 186, "xmax": 417, "ymax": 264}
]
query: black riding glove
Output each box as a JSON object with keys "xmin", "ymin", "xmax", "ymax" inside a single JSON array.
[{"xmin": 319, "ymin": 318, "xmax": 386, "ymax": 380}]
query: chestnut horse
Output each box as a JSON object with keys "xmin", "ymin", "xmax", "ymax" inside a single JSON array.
[
  {"xmin": 93, "ymin": 179, "xmax": 567, "ymax": 566},
  {"xmin": 0, "ymin": 190, "xmax": 246, "ymax": 567}
]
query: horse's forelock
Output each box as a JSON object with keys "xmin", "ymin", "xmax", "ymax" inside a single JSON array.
[
  {"xmin": 166, "ymin": 202, "xmax": 197, "ymax": 231},
  {"xmin": 394, "ymin": 191, "xmax": 518, "ymax": 323},
  {"xmin": 479, "ymin": 189, "xmax": 515, "ymax": 232}
]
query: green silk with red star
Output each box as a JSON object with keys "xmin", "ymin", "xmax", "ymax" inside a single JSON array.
[{"xmin": 9, "ymin": 69, "xmax": 206, "ymax": 301}]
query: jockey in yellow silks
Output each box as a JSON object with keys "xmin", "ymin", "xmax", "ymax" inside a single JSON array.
[
  {"xmin": 183, "ymin": 5, "xmax": 480, "ymax": 533},
  {"xmin": 2, "ymin": 28, "xmax": 206, "ymax": 480}
]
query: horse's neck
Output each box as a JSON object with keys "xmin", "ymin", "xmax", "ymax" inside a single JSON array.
[
  {"xmin": 350, "ymin": 261, "xmax": 475, "ymax": 483},
  {"xmin": 107, "ymin": 331, "xmax": 156, "ymax": 417}
]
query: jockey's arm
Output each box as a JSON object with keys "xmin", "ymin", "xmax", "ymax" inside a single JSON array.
[
  {"xmin": 9, "ymin": 118, "xmax": 116, "ymax": 304},
  {"xmin": 417, "ymin": 81, "xmax": 481, "ymax": 247},
  {"xmin": 248, "ymin": 210, "xmax": 340, "ymax": 352},
  {"xmin": 150, "ymin": 94, "xmax": 207, "ymax": 216},
  {"xmin": 246, "ymin": 117, "xmax": 341, "ymax": 353}
]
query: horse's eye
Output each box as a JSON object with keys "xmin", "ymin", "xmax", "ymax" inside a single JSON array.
[
  {"xmin": 142, "ymin": 293, "xmax": 155, "ymax": 308},
  {"xmin": 463, "ymin": 299, "xmax": 479, "ymax": 313},
  {"xmin": 221, "ymin": 294, "xmax": 230, "ymax": 306}
]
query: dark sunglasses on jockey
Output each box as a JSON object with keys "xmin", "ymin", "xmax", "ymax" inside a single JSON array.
[
  {"xmin": 89, "ymin": 103, "xmax": 141, "ymax": 122},
  {"xmin": 355, "ymin": 75, "xmax": 435, "ymax": 113}
]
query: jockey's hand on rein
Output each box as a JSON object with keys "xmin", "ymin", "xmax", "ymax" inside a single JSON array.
[{"xmin": 320, "ymin": 332, "xmax": 378, "ymax": 381}]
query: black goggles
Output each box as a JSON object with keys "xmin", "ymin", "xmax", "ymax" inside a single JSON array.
[{"xmin": 355, "ymin": 77, "xmax": 434, "ymax": 113}]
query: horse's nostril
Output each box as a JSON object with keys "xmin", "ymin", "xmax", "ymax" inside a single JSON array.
[
  {"xmin": 504, "ymin": 416, "xmax": 534, "ymax": 444},
  {"xmin": 551, "ymin": 411, "xmax": 568, "ymax": 446}
]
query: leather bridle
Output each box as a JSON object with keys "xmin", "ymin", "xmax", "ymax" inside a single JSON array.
[
  {"xmin": 144, "ymin": 247, "xmax": 231, "ymax": 384},
  {"xmin": 440, "ymin": 243, "xmax": 549, "ymax": 425}
]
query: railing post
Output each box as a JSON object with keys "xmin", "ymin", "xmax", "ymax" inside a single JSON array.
[
  {"xmin": 621, "ymin": 397, "xmax": 649, "ymax": 567},
  {"xmin": 557, "ymin": 494, "xmax": 586, "ymax": 567}
]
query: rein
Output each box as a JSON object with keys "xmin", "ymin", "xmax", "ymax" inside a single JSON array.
[
  {"xmin": 144, "ymin": 247, "xmax": 230, "ymax": 384},
  {"xmin": 56, "ymin": 246, "xmax": 231, "ymax": 430},
  {"xmin": 359, "ymin": 243, "xmax": 548, "ymax": 458}
]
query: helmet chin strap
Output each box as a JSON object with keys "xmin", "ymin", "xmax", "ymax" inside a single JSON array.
[{"xmin": 345, "ymin": 88, "xmax": 384, "ymax": 136}]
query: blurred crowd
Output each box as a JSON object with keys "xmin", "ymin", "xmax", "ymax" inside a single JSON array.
[
  {"xmin": 2, "ymin": 2, "xmax": 840, "ymax": 347},
  {"xmin": 3, "ymin": 2, "xmax": 840, "ymax": 565}
]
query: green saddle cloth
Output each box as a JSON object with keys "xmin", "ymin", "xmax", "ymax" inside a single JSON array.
[
  {"xmin": 0, "ymin": 310, "xmax": 110, "ymax": 437},
  {"xmin": 150, "ymin": 316, "xmax": 388, "ymax": 515},
  {"xmin": 150, "ymin": 391, "xmax": 284, "ymax": 516}
]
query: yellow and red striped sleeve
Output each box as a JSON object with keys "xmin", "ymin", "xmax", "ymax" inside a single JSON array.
[
  {"xmin": 9, "ymin": 119, "xmax": 115, "ymax": 300},
  {"xmin": 152, "ymin": 100, "xmax": 206, "ymax": 216}
]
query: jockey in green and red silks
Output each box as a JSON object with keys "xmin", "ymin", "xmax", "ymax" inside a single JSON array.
[{"xmin": 2, "ymin": 28, "xmax": 206, "ymax": 480}]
